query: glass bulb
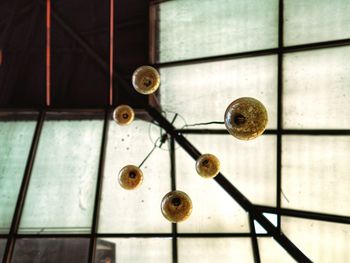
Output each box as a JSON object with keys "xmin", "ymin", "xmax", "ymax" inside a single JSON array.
[
  {"xmin": 224, "ymin": 97, "xmax": 268, "ymax": 140},
  {"xmin": 161, "ymin": 190, "xmax": 192, "ymax": 223},
  {"xmin": 132, "ymin": 65, "xmax": 160, "ymax": 95},
  {"xmin": 118, "ymin": 165, "xmax": 143, "ymax": 190},
  {"xmin": 113, "ymin": 105, "xmax": 135, "ymax": 126},
  {"xmin": 195, "ymin": 153, "xmax": 220, "ymax": 178}
]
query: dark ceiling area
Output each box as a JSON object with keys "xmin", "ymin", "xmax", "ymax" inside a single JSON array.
[{"xmin": 0, "ymin": 0, "xmax": 149, "ymax": 108}]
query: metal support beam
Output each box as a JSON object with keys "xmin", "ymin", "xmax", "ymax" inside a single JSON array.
[
  {"xmin": 249, "ymin": 215, "xmax": 261, "ymax": 263},
  {"xmin": 47, "ymin": 6, "xmax": 312, "ymax": 262},
  {"xmin": 87, "ymin": 110, "xmax": 110, "ymax": 263},
  {"xmin": 3, "ymin": 112, "xmax": 45, "ymax": 263}
]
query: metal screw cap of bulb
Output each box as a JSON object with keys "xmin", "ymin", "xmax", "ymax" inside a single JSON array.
[
  {"xmin": 113, "ymin": 105, "xmax": 135, "ymax": 126},
  {"xmin": 118, "ymin": 165, "xmax": 143, "ymax": 190},
  {"xmin": 224, "ymin": 97, "xmax": 268, "ymax": 140},
  {"xmin": 196, "ymin": 154, "xmax": 220, "ymax": 178},
  {"xmin": 161, "ymin": 190, "xmax": 193, "ymax": 223},
  {"xmin": 132, "ymin": 65, "xmax": 160, "ymax": 95}
]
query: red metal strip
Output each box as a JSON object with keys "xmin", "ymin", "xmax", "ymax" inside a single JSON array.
[
  {"xmin": 46, "ymin": 0, "xmax": 51, "ymax": 106},
  {"xmin": 109, "ymin": 0, "xmax": 114, "ymax": 105}
]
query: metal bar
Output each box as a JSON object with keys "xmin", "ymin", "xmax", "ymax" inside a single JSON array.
[
  {"xmin": 276, "ymin": 0, "xmax": 284, "ymax": 232},
  {"xmin": 12, "ymin": 233, "xmax": 268, "ymax": 239},
  {"xmin": 3, "ymin": 111, "xmax": 45, "ymax": 263},
  {"xmin": 46, "ymin": 0, "xmax": 51, "ymax": 106},
  {"xmin": 87, "ymin": 110, "xmax": 110, "ymax": 263},
  {"xmin": 256, "ymin": 205, "xmax": 350, "ymax": 225},
  {"xmin": 249, "ymin": 215, "xmax": 261, "ymax": 263},
  {"xmin": 47, "ymin": 11, "xmax": 311, "ymax": 261},
  {"xmin": 109, "ymin": 0, "xmax": 114, "ymax": 105},
  {"xmin": 170, "ymin": 136, "xmax": 178, "ymax": 263},
  {"xmin": 155, "ymin": 38, "xmax": 350, "ymax": 68},
  {"xmin": 177, "ymin": 129, "xmax": 350, "ymax": 135}
]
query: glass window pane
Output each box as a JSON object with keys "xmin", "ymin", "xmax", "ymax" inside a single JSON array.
[
  {"xmin": 156, "ymin": 0, "xmax": 278, "ymax": 63},
  {"xmin": 19, "ymin": 114, "xmax": 104, "ymax": 234},
  {"xmin": 98, "ymin": 120, "xmax": 171, "ymax": 233},
  {"xmin": 282, "ymin": 136, "xmax": 350, "ymax": 215},
  {"xmin": 258, "ymin": 237, "xmax": 295, "ymax": 263},
  {"xmin": 95, "ymin": 238, "xmax": 172, "ymax": 263},
  {"xmin": 178, "ymin": 238, "xmax": 254, "ymax": 263},
  {"xmin": 283, "ymin": 46, "xmax": 350, "ymax": 129},
  {"xmin": 284, "ymin": 0, "xmax": 350, "ymax": 46},
  {"xmin": 0, "ymin": 114, "xmax": 37, "ymax": 234},
  {"xmin": 0, "ymin": 239, "xmax": 6, "ymax": 262},
  {"xmin": 176, "ymin": 140, "xmax": 250, "ymax": 233},
  {"xmin": 181, "ymin": 135, "xmax": 276, "ymax": 206},
  {"xmin": 160, "ymin": 55, "xmax": 277, "ymax": 129},
  {"xmin": 282, "ymin": 217, "xmax": 350, "ymax": 263},
  {"xmin": 12, "ymin": 238, "xmax": 90, "ymax": 263}
]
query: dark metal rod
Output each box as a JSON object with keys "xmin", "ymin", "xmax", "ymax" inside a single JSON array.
[
  {"xmin": 256, "ymin": 205, "xmax": 350, "ymax": 225},
  {"xmin": 48, "ymin": 10, "xmax": 311, "ymax": 261},
  {"xmin": 249, "ymin": 215, "xmax": 261, "ymax": 263},
  {"xmin": 9, "ymin": 233, "xmax": 268, "ymax": 239},
  {"xmin": 170, "ymin": 136, "xmax": 178, "ymax": 263},
  {"xmin": 87, "ymin": 110, "xmax": 110, "ymax": 263},
  {"xmin": 155, "ymin": 38, "xmax": 350, "ymax": 68},
  {"xmin": 3, "ymin": 111, "xmax": 45, "ymax": 263},
  {"xmin": 276, "ymin": 0, "xmax": 284, "ymax": 232},
  {"xmin": 176, "ymin": 129, "xmax": 350, "ymax": 135}
]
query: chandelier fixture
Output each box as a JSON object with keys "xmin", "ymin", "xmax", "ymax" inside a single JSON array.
[{"xmin": 113, "ymin": 65, "xmax": 268, "ymax": 223}]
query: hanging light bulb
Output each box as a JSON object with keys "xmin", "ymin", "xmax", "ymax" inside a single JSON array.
[
  {"xmin": 113, "ymin": 105, "xmax": 135, "ymax": 125},
  {"xmin": 161, "ymin": 190, "xmax": 192, "ymax": 223},
  {"xmin": 118, "ymin": 165, "xmax": 143, "ymax": 190},
  {"xmin": 195, "ymin": 153, "xmax": 220, "ymax": 178},
  {"xmin": 132, "ymin": 65, "xmax": 160, "ymax": 95},
  {"xmin": 224, "ymin": 97, "xmax": 268, "ymax": 140}
]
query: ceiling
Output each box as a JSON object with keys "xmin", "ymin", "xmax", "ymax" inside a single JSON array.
[{"xmin": 0, "ymin": 0, "xmax": 149, "ymax": 108}]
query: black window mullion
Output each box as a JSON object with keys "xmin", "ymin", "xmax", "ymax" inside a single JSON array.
[
  {"xmin": 170, "ymin": 136, "xmax": 178, "ymax": 263},
  {"xmin": 87, "ymin": 110, "xmax": 110, "ymax": 263},
  {"xmin": 3, "ymin": 111, "xmax": 45, "ymax": 263}
]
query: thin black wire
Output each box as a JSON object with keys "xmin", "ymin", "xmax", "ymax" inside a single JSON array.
[
  {"xmin": 140, "ymin": 113, "xmax": 179, "ymax": 168},
  {"xmin": 183, "ymin": 121, "xmax": 224, "ymax": 128}
]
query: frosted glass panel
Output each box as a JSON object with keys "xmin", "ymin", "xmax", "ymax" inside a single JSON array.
[
  {"xmin": 254, "ymin": 213, "xmax": 278, "ymax": 234},
  {"xmin": 19, "ymin": 116, "xmax": 103, "ymax": 233},
  {"xmin": 176, "ymin": 141, "xmax": 250, "ymax": 233},
  {"xmin": 95, "ymin": 238, "xmax": 172, "ymax": 263},
  {"xmin": 258, "ymin": 237, "xmax": 295, "ymax": 263},
  {"xmin": 12, "ymin": 238, "xmax": 89, "ymax": 263},
  {"xmin": 156, "ymin": 0, "xmax": 278, "ymax": 62},
  {"xmin": 282, "ymin": 136, "xmax": 350, "ymax": 216},
  {"xmin": 183, "ymin": 135, "xmax": 276, "ymax": 206},
  {"xmin": 0, "ymin": 239, "xmax": 6, "ymax": 262},
  {"xmin": 284, "ymin": 0, "xmax": 350, "ymax": 46},
  {"xmin": 160, "ymin": 55, "xmax": 277, "ymax": 129},
  {"xmin": 283, "ymin": 46, "xmax": 350, "ymax": 129},
  {"xmin": 178, "ymin": 238, "xmax": 254, "ymax": 263},
  {"xmin": 0, "ymin": 119, "xmax": 37, "ymax": 233},
  {"xmin": 282, "ymin": 217, "xmax": 350, "ymax": 263},
  {"xmin": 98, "ymin": 120, "xmax": 171, "ymax": 233}
]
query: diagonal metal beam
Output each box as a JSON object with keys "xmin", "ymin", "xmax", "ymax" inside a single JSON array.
[{"xmin": 47, "ymin": 5, "xmax": 312, "ymax": 262}]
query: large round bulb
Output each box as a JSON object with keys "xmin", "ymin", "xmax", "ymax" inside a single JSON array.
[
  {"xmin": 132, "ymin": 66, "xmax": 160, "ymax": 95},
  {"xmin": 161, "ymin": 191, "xmax": 192, "ymax": 223},
  {"xmin": 113, "ymin": 105, "xmax": 135, "ymax": 126},
  {"xmin": 224, "ymin": 97, "xmax": 268, "ymax": 140},
  {"xmin": 118, "ymin": 165, "xmax": 143, "ymax": 190},
  {"xmin": 195, "ymin": 154, "xmax": 220, "ymax": 178}
]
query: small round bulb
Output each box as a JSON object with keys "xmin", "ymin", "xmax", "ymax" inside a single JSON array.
[
  {"xmin": 161, "ymin": 190, "xmax": 192, "ymax": 223},
  {"xmin": 224, "ymin": 97, "xmax": 268, "ymax": 140},
  {"xmin": 132, "ymin": 65, "xmax": 160, "ymax": 95},
  {"xmin": 118, "ymin": 165, "xmax": 143, "ymax": 190},
  {"xmin": 196, "ymin": 154, "xmax": 220, "ymax": 178},
  {"xmin": 113, "ymin": 105, "xmax": 135, "ymax": 126}
]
